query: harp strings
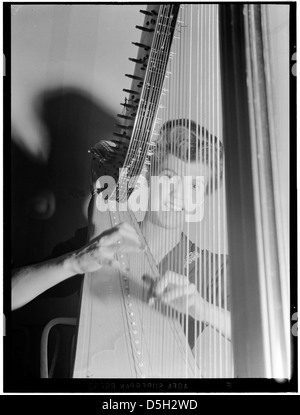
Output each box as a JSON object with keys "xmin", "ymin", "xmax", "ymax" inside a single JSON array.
[
  {"xmin": 150, "ymin": 4, "xmax": 224, "ymax": 377},
  {"xmin": 211, "ymin": 2, "xmax": 216, "ymax": 377},
  {"xmin": 102, "ymin": 4, "xmax": 230, "ymax": 377},
  {"xmin": 185, "ymin": 2, "xmax": 192, "ymax": 377},
  {"xmin": 216, "ymin": 4, "xmax": 222, "ymax": 376},
  {"xmin": 194, "ymin": 4, "xmax": 202, "ymax": 378}
]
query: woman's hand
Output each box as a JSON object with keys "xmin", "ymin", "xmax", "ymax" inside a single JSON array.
[
  {"xmin": 12, "ymin": 222, "xmax": 143, "ymax": 311},
  {"xmin": 150, "ymin": 270, "xmax": 204, "ymax": 320},
  {"xmin": 149, "ymin": 270, "xmax": 231, "ymax": 339},
  {"xmin": 66, "ymin": 222, "xmax": 143, "ymax": 275}
]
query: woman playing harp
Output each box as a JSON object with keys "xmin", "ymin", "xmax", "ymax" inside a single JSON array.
[
  {"xmin": 137, "ymin": 118, "xmax": 231, "ymax": 359},
  {"xmin": 12, "ymin": 118, "xmax": 230, "ymax": 374}
]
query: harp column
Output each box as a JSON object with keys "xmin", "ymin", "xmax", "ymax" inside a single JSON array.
[{"xmin": 219, "ymin": 4, "xmax": 290, "ymax": 378}]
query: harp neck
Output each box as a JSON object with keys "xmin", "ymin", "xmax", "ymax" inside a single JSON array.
[
  {"xmin": 89, "ymin": 5, "xmax": 180, "ymax": 200},
  {"xmin": 118, "ymin": 5, "xmax": 180, "ymax": 192}
]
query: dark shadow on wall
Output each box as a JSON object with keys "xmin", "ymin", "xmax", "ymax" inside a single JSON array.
[
  {"xmin": 36, "ymin": 87, "xmax": 117, "ymax": 255},
  {"xmin": 11, "ymin": 139, "xmax": 51, "ymax": 267},
  {"xmin": 11, "ymin": 87, "xmax": 116, "ymax": 378}
]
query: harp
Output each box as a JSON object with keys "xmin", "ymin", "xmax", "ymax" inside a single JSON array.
[{"xmin": 73, "ymin": 4, "xmax": 290, "ymax": 379}]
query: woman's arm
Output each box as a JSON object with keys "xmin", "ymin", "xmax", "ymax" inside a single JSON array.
[
  {"xmin": 151, "ymin": 270, "xmax": 231, "ymax": 339},
  {"xmin": 12, "ymin": 254, "xmax": 78, "ymax": 311},
  {"xmin": 197, "ymin": 297, "xmax": 231, "ymax": 339},
  {"xmin": 12, "ymin": 222, "xmax": 143, "ymax": 311}
]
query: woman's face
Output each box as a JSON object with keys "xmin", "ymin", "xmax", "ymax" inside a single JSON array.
[{"xmin": 148, "ymin": 154, "xmax": 209, "ymax": 229}]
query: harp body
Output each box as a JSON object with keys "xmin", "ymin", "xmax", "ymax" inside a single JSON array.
[
  {"xmin": 73, "ymin": 4, "xmax": 290, "ymax": 379},
  {"xmin": 73, "ymin": 197, "xmax": 197, "ymax": 378}
]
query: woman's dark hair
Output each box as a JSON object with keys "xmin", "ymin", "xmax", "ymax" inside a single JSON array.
[{"xmin": 154, "ymin": 118, "xmax": 224, "ymax": 194}]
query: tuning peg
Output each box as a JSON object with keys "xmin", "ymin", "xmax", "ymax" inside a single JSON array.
[
  {"xmin": 120, "ymin": 102, "xmax": 136, "ymax": 109},
  {"xmin": 113, "ymin": 131, "xmax": 126, "ymax": 136},
  {"xmin": 112, "ymin": 134, "xmax": 132, "ymax": 145},
  {"xmin": 113, "ymin": 132, "xmax": 129, "ymax": 139},
  {"xmin": 116, "ymin": 124, "xmax": 133, "ymax": 130},
  {"xmin": 132, "ymin": 42, "xmax": 151, "ymax": 51},
  {"xmin": 136, "ymin": 25, "xmax": 154, "ymax": 33},
  {"xmin": 117, "ymin": 114, "xmax": 134, "ymax": 120},
  {"xmin": 129, "ymin": 57, "xmax": 144, "ymax": 64},
  {"xmin": 139, "ymin": 9, "xmax": 153, "ymax": 16},
  {"xmin": 123, "ymin": 89, "xmax": 140, "ymax": 96},
  {"xmin": 125, "ymin": 74, "xmax": 143, "ymax": 81}
]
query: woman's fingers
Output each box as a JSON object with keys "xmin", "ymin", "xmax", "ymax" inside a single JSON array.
[
  {"xmin": 101, "ymin": 256, "xmax": 129, "ymax": 273},
  {"xmin": 150, "ymin": 271, "xmax": 196, "ymax": 312},
  {"xmin": 117, "ymin": 222, "xmax": 141, "ymax": 242},
  {"xmin": 71, "ymin": 223, "xmax": 143, "ymax": 274},
  {"xmin": 90, "ymin": 223, "xmax": 144, "ymax": 271},
  {"xmin": 160, "ymin": 283, "xmax": 196, "ymax": 304},
  {"xmin": 155, "ymin": 271, "xmax": 189, "ymax": 296},
  {"xmin": 100, "ymin": 222, "xmax": 142, "ymax": 248},
  {"xmin": 100, "ymin": 243, "xmax": 143, "ymax": 255}
]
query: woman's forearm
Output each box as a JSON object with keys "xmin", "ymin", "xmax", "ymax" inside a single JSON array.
[
  {"xmin": 197, "ymin": 299, "xmax": 231, "ymax": 339},
  {"xmin": 11, "ymin": 222, "xmax": 142, "ymax": 311},
  {"xmin": 11, "ymin": 253, "xmax": 78, "ymax": 311}
]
